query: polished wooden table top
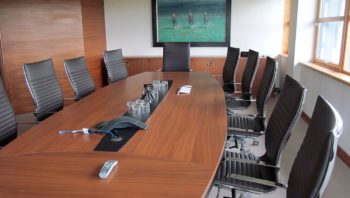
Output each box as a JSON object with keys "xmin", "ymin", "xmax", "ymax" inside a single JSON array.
[{"xmin": 0, "ymin": 72, "xmax": 227, "ymax": 197}]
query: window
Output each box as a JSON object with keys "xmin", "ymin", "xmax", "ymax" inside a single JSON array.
[{"xmin": 314, "ymin": 0, "xmax": 350, "ymax": 73}]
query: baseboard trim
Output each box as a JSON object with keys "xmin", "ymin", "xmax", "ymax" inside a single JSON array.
[
  {"xmin": 301, "ymin": 112, "xmax": 311, "ymax": 124},
  {"xmin": 337, "ymin": 147, "xmax": 350, "ymax": 168},
  {"xmin": 301, "ymin": 111, "xmax": 350, "ymax": 168}
]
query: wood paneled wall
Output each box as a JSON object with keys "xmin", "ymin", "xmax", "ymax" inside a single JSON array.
[
  {"xmin": 81, "ymin": 0, "xmax": 106, "ymax": 88},
  {"xmin": 0, "ymin": 0, "xmax": 106, "ymax": 113},
  {"xmin": 125, "ymin": 56, "xmax": 267, "ymax": 95}
]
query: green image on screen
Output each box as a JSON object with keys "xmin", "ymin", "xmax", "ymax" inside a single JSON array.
[{"xmin": 157, "ymin": 0, "xmax": 226, "ymax": 42}]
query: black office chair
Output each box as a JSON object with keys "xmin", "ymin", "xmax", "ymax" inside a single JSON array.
[
  {"xmin": 0, "ymin": 78, "xmax": 17, "ymax": 146},
  {"xmin": 226, "ymin": 57, "xmax": 277, "ymax": 148},
  {"xmin": 162, "ymin": 42, "xmax": 191, "ymax": 72},
  {"xmin": 24, "ymin": 58, "xmax": 64, "ymax": 121},
  {"xmin": 222, "ymin": 47, "xmax": 240, "ymax": 93},
  {"xmin": 287, "ymin": 96, "xmax": 343, "ymax": 197},
  {"xmin": 64, "ymin": 56, "xmax": 96, "ymax": 100},
  {"xmin": 103, "ymin": 49, "xmax": 128, "ymax": 83},
  {"xmin": 215, "ymin": 75, "xmax": 306, "ymax": 196},
  {"xmin": 225, "ymin": 49, "xmax": 259, "ymax": 109},
  {"xmin": 215, "ymin": 96, "xmax": 343, "ymax": 198}
]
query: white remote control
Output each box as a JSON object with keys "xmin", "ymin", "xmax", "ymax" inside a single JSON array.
[{"xmin": 99, "ymin": 160, "xmax": 118, "ymax": 179}]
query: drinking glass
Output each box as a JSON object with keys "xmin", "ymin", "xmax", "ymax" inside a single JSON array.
[{"xmin": 127, "ymin": 100, "xmax": 135, "ymax": 114}]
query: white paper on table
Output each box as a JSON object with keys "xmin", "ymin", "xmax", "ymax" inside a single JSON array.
[{"xmin": 177, "ymin": 85, "xmax": 192, "ymax": 95}]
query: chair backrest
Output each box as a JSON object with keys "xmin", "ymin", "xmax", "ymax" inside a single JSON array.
[
  {"xmin": 256, "ymin": 57, "xmax": 277, "ymax": 116},
  {"xmin": 0, "ymin": 78, "xmax": 17, "ymax": 146},
  {"xmin": 162, "ymin": 42, "xmax": 191, "ymax": 72},
  {"xmin": 260, "ymin": 75, "xmax": 306, "ymax": 166},
  {"xmin": 64, "ymin": 56, "xmax": 96, "ymax": 100},
  {"xmin": 287, "ymin": 96, "xmax": 343, "ymax": 198},
  {"xmin": 241, "ymin": 49, "xmax": 259, "ymax": 96},
  {"xmin": 23, "ymin": 58, "xmax": 63, "ymax": 121},
  {"xmin": 103, "ymin": 49, "xmax": 128, "ymax": 83},
  {"xmin": 222, "ymin": 47, "xmax": 240, "ymax": 84}
]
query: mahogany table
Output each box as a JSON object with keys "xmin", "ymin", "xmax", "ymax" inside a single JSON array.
[{"xmin": 0, "ymin": 72, "xmax": 227, "ymax": 197}]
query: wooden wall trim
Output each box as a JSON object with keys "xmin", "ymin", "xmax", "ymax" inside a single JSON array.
[
  {"xmin": 124, "ymin": 56, "xmax": 268, "ymax": 96},
  {"xmin": 337, "ymin": 146, "xmax": 350, "ymax": 168},
  {"xmin": 301, "ymin": 111, "xmax": 350, "ymax": 168},
  {"xmin": 301, "ymin": 111, "xmax": 311, "ymax": 124}
]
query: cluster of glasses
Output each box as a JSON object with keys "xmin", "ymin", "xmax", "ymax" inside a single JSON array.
[
  {"xmin": 152, "ymin": 80, "xmax": 168, "ymax": 91},
  {"xmin": 127, "ymin": 99, "xmax": 151, "ymax": 117},
  {"xmin": 143, "ymin": 80, "xmax": 169, "ymax": 103},
  {"xmin": 127, "ymin": 81, "xmax": 168, "ymax": 117}
]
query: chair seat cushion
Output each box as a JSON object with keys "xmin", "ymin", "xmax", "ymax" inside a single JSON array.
[
  {"xmin": 225, "ymin": 96, "xmax": 251, "ymax": 110},
  {"xmin": 228, "ymin": 114, "xmax": 265, "ymax": 136},
  {"xmin": 214, "ymin": 151, "xmax": 277, "ymax": 193}
]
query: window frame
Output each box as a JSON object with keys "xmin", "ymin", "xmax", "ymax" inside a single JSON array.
[
  {"xmin": 282, "ymin": 0, "xmax": 291, "ymax": 55},
  {"xmin": 314, "ymin": 0, "xmax": 350, "ymax": 74}
]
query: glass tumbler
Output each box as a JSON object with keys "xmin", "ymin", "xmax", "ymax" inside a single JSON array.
[{"xmin": 127, "ymin": 100, "xmax": 135, "ymax": 114}]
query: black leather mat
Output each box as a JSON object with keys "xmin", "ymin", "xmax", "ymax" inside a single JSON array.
[{"xmin": 94, "ymin": 80, "xmax": 173, "ymax": 152}]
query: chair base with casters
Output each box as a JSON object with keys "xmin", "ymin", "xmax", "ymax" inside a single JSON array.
[{"xmin": 226, "ymin": 136, "xmax": 260, "ymax": 153}]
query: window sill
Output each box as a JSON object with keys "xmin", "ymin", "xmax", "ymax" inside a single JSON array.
[{"xmin": 303, "ymin": 62, "xmax": 350, "ymax": 86}]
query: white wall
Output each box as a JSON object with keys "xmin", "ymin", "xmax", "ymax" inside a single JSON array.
[
  {"xmin": 230, "ymin": 0, "xmax": 283, "ymax": 56},
  {"xmin": 104, "ymin": 0, "xmax": 284, "ymax": 57},
  {"xmin": 300, "ymin": 66, "xmax": 350, "ymax": 153},
  {"xmin": 279, "ymin": 0, "xmax": 350, "ymax": 154}
]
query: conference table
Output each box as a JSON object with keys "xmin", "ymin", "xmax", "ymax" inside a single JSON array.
[{"xmin": 0, "ymin": 72, "xmax": 227, "ymax": 197}]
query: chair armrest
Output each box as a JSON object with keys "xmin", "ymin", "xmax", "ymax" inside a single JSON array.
[
  {"xmin": 227, "ymin": 173, "xmax": 287, "ymax": 189},
  {"xmin": 229, "ymin": 113, "xmax": 257, "ymax": 118},
  {"xmin": 235, "ymin": 98, "xmax": 256, "ymax": 102},
  {"xmin": 227, "ymin": 127, "xmax": 255, "ymax": 133},
  {"xmin": 223, "ymin": 81, "xmax": 237, "ymax": 85}
]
